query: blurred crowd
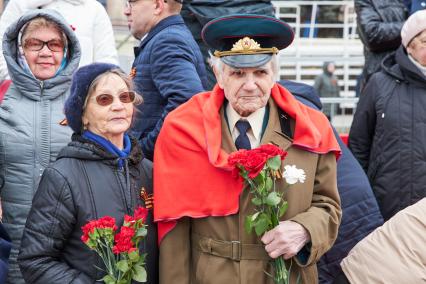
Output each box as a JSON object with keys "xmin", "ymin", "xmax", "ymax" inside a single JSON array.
[{"xmin": 0, "ymin": 1, "xmax": 423, "ymax": 284}]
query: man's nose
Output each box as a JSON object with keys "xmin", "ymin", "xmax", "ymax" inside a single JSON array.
[
  {"xmin": 123, "ymin": 5, "xmax": 131, "ymax": 15},
  {"xmin": 243, "ymin": 76, "xmax": 257, "ymax": 90}
]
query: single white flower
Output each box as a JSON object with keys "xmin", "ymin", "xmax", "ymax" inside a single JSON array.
[{"xmin": 283, "ymin": 165, "xmax": 306, "ymax": 184}]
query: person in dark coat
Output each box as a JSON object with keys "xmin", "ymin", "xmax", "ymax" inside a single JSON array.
[
  {"xmin": 355, "ymin": 0, "xmax": 408, "ymax": 90},
  {"xmin": 313, "ymin": 62, "xmax": 340, "ymax": 120},
  {"xmin": 349, "ymin": 10, "xmax": 426, "ymax": 221},
  {"xmin": 18, "ymin": 63, "xmax": 158, "ymax": 283},
  {"xmin": 279, "ymin": 80, "xmax": 383, "ymax": 284},
  {"xmin": 124, "ymin": 0, "xmax": 207, "ymax": 161},
  {"xmin": 181, "ymin": 0, "xmax": 274, "ymax": 90}
]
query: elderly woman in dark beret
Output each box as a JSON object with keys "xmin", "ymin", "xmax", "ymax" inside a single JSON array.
[{"xmin": 17, "ymin": 63, "xmax": 158, "ymax": 284}]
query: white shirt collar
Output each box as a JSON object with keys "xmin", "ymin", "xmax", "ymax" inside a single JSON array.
[{"xmin": 226, "ymin": 103, "xmax": 266, "ymax": 142}]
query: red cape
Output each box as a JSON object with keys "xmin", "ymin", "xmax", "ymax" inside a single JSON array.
[{"xmin": 154, "ymin": 84, "xmax": 341, "ymax": 244}]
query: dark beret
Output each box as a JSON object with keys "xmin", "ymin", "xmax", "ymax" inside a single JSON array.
[{"xmin": 64, "ymin": 62, "xmax": 122, "ymax": 133}]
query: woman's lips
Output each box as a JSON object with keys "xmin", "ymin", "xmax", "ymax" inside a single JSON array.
[{"xmin": 37, "ymin": 63, "xmax": 54, "ymax": 68}]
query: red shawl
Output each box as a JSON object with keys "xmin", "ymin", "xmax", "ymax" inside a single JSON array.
[{"xmin": 154, "ymin": 84, "xmax": 341, "ymax": 244}]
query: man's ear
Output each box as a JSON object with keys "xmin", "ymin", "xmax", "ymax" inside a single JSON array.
[{"xmin": 154, "ymin": 0, "xmax": 165, "ymax": 15}]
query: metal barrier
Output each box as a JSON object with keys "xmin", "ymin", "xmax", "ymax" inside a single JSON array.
[
  {"xmin": 272, "ymin": 1, "xmax": 363, "ymax": 131},
  {"xmin": 272, "ymin": 0, "xmax": 357, "ymax": 40},
  {"xmin": 272, "ymin": 0, "xmax": 363, "ymax": 99},
  {"xmin": 319, "ymin": 97, "xmax": 359, "ymax": 133}
]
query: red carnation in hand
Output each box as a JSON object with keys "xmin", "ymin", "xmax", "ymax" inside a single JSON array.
[
  {"xmin": 134, "ymin": 206, "xmax": 148, "ymax": 222},
  {"xmin": 228, "ymin": 149, "xmax": 249, "ymax": 167},
  {"xmin": 97, "ymin": 216, "xmax": 117, "ymax": 230},
  {"xmin": 228, "ymin": 149, "xmax": 249, "ymax": 177},
  {"xmin": 242, "ymin": 151, "xmax": 268, "ymax": 178},
  {"xmin": 228, "ymin": 149, "xmax": 268, "ymax": 178},
  {"xmin": 81, "ymin": 211, "xmax": 149, "ymax": 282},
  {"xmin": 113, "ymin": 226, "xmax": 136, "ymax": 254},
  {"xmin": 81, "ymin": 216, "xmax": 117, "ymax": 244},
  {"xmin": 258, "ymin": 144, "xmax": 287, "ymax": 160},
  {"xmin": 124, "ymin": 206, "xmax": 149, "ymax": 227}
]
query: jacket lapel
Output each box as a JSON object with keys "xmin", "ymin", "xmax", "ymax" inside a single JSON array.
[
  {"xmin": 261, "ymin": 99, "xmax": 293, "ymax": 151},
  {"xmin": 220, "ymin": 106, "xmax": 237, "ymax": 153}
]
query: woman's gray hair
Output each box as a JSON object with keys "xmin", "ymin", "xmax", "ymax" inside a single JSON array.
[{"xmin": 208, "ymin": 53, "xmax": 279, "ymax": 81}]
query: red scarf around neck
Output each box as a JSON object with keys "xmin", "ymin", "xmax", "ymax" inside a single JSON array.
[{"xmin": 153, "ymin": 84, "xmax": 341, "ymax": 244}]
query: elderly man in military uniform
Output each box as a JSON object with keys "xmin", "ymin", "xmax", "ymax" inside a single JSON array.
[{"xmin": 154, "ymin": 14, "xmax": 342, "ymax": 284}]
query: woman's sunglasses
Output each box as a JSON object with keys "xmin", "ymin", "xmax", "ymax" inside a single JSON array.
[
  {"xmin": 23, "ymin": 38, "xmax": 64, "ymax": 52},
  {"xmin": 94, "ymin": 91, "xmax": 136, "ymax": 106}
]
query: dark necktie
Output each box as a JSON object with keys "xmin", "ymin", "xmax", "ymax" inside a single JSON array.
[{"xmin": 235, "ymin": 120, "xmax": 251, "ymax": 150}]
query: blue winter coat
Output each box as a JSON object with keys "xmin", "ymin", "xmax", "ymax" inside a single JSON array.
[
  {"xmin": 278, "ymin": 80, "xmax": 384, "ymax": 284},
  {"xmin": 130, "ymin": 15, "xmax": 207, "ymax": 161}
]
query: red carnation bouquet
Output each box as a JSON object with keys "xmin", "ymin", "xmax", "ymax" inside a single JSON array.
[
  {"xmin": 81, "ymin": 207, "xmax": 149, "ymax": 284},
  {"xmin": 228, "ymin": 144, "xmax": 305, "ymax": 284}
]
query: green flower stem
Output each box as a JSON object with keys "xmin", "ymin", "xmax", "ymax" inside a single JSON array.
[
  {"xmin": 116, "ymin": 254, "xmax": 123, "ymax": 281},
  {"xmin": 242, "ymin": 165, "xmax": 290, "ymax": 284},
  {"xmin": 274, "ymin": 257, "xmax": 289, "ymax": 284},
  {"xmin": 98, "ymin": 240, "xmax": 116, "ymax": 278},
  {"xmin": 96, "ymin": 245, "xmax": 112, "ymax": 276}
]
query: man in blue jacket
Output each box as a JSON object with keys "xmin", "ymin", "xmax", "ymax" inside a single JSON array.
[{"xmin": 124, "ymin": 0, "xmax": 207, "ymax": 160}]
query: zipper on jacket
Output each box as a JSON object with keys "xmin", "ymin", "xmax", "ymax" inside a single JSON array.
[{"xmin": 117, "ymin": 159, "xmax": 132, "ymax": 215}]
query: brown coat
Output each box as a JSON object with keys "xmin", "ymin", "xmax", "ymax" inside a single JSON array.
[{"xmin": 159, "ymin": 99, "xmax": 341, "ymax": 284}]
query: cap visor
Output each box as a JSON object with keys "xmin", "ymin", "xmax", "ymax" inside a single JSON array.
[{"xmin": 221, "ymin": 54, "xmax": 272, "ymax": 68}]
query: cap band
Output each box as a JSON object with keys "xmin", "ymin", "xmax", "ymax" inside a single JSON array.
[{"xmin": 213, "ymin": 36, "xmax": 279, "ymax": 57}]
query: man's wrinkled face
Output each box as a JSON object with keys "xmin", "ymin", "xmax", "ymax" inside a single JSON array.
[
  {"xmin": 216, "ymin": 62, "xmax": 275, "ymax": 117},
  {"xmin": 407, "ymin": 30, "xmax": 426, "ymax": 67}
]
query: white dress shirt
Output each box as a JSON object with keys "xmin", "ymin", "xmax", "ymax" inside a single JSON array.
[{"xmin": 226, "ymin": 104, "xmax": 266, "ymax": 149}]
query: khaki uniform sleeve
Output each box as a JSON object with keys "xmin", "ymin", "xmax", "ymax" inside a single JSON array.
[
  {"xmin": 290, "ymin": 152, "xmax": 341, "ymax": 266},
  {"xmin": 159, "ymin": 217, "xmax": 191, "ymax": 284}
]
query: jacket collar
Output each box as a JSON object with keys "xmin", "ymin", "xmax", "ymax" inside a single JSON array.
[
  {"xmin": 382, "ymin": 46, "xmax": 426, "ymax": 85},
  {"xmin": 396, "ymin": 46, "xmax": 426, "ymax": 84},
  {"xmin": 139, "ymin": 14, "xmax": 184, "ymax": 50}
]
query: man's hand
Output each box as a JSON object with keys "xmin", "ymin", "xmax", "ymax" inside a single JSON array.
[{"xmin": 261, "ymin": 221, "xmax": 310, "ymax": 259}]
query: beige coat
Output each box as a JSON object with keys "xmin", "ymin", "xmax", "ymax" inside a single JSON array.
[
  {"xmin": 341, "ymin": 198, "xmax": 426, "ymax": 284},
  {"xmin": 159, "ymin": 99, "xmax": 341, "ymax": 284}
]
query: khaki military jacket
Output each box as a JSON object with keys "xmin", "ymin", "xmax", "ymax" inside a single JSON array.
[{"xmin": 159, "ymin": 99, "xmax": 341, "ymax": 284}]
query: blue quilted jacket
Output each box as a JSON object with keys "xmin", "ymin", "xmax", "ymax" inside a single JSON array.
[{"xmin": 130, "ymin": 15, "xmax": 207, "ymax": 161}]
